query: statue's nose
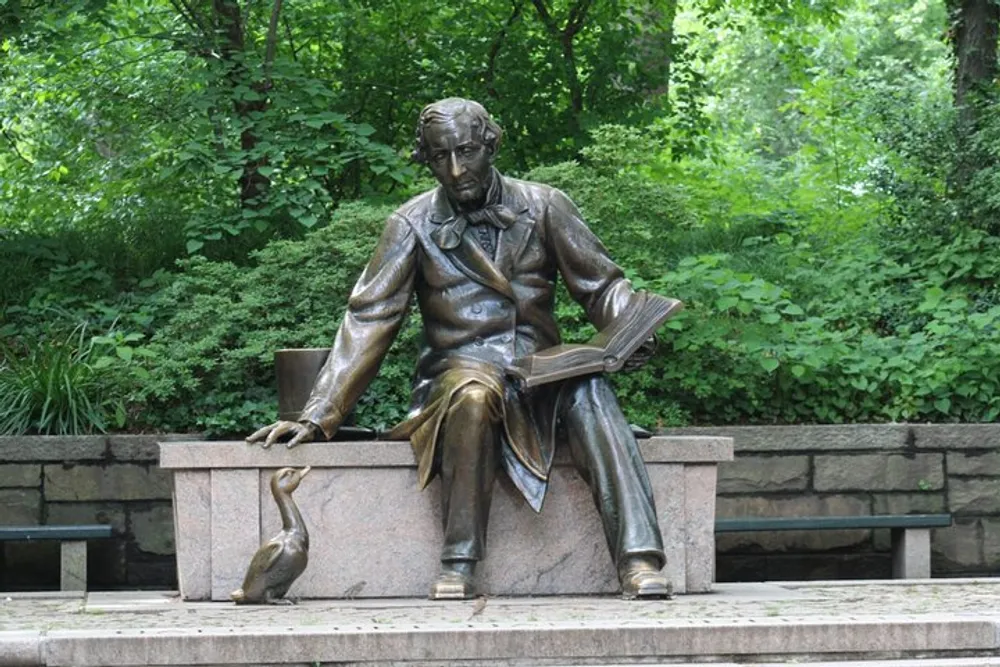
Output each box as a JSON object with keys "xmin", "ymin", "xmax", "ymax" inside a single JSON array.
[{"xmin": 448, "ymin": 153, "xmax": 464, "ymax": 179}]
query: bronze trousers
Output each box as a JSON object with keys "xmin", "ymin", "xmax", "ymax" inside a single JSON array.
[{"xmin": 436, "ymin": 374, "xmax": 666, "ymax": 570}]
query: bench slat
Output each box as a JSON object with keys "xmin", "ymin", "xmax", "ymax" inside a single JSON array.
[
  {"xmin": 0, "ymin": 525, "xmax": 113, "ymax": 541},
  {"xmin": 716, "ymin": 514, "xmax": 952, "ymax": 533}
]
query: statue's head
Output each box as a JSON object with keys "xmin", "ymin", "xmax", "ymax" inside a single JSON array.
[{"xmin": 413, "ymin": 98, "xmax": 502, "ymax": 209}]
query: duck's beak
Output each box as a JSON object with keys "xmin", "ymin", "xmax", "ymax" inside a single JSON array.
[{"xmin": 299, "ymin": 466, "xmax": 312, "ymax": 478}]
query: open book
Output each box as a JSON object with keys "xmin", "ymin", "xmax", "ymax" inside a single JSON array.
[{"xmin": 506, "ymin": 292, "xmax": 683, "ymax": 388}]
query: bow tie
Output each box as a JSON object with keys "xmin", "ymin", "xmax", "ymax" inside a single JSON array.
[{"xmin": 431, "ymin": 204, "xmax": 517, "ymax": 250}]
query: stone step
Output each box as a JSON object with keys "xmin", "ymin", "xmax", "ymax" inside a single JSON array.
[{"xmin": 4, "ymin": 581, "xmax": 1000, "ymax": 666}]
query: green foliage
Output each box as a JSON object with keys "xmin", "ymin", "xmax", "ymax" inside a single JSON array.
[
  {"xmin": 130, "ymin": 201, "xmax": 419, "ymax": 435},
  {"xmin": 0, "ymin": 325, "xmax": 131, "ymax": 435}
]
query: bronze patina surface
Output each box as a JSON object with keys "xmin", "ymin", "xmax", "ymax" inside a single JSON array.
[
  {"xmin": 231, "ymin": 467, "xmax": 311, "ymax": 605},
  {"xmin": 248, "ymin": 98, "xmax": 675, "ymax": 600}
]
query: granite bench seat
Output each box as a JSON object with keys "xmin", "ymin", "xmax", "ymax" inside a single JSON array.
[
  {"xmin": 0, "ymin": 524, "xmax": 112, "ymax": 591},
  {"xmin": 160, "ymin": 437, "xmax": 733, "ymax": 601}
]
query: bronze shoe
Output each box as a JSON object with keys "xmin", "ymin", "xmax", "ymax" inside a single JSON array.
[
  {"xmin": 619, "ymin": 557, "xmax": 673, "ymax": 600},
  {"xmin": 429, "ymin": 563, "xmax": 476, "ymax": 600}
]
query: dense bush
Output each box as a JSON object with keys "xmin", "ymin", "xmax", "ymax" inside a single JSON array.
[{"xmin": 128, "ymin": 201, "xmax": 421, "ymax": 435}]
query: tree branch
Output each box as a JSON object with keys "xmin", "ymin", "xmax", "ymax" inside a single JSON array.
[
  {"xmin": 282, "ymin": 14, "xmax": 299, "ymax": 60},
  {"xmin": 485, "ymin": 0, "xmax": 525, "ymax": 99},
  {"xmin": 264, "ymin": 0, "xmax": 283, "ymax": 70},
  {"xmin": 1, "ymin": 126, "xmax": 34, "ymax": 165},
  {"xmin": 565, "ymin": 0, "xmax": 593, "ymax": 37},
  {"xmin": 529, "ymin": 0, "xmax": 559, "ymax": 36}
]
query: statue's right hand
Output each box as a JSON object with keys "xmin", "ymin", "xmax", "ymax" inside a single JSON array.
[{"xmin": 246, "ymin": 421, "xmax": 318, "ymax": 449}]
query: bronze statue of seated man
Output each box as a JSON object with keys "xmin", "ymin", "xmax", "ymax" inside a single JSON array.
[{"xmin": 249, "ymin": 97, "xmax": 673, "ymax": 600}]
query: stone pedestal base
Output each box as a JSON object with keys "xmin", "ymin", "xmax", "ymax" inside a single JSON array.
[{"xmin": 160, "ymin": 437, "xmax": 732, "ymax": 601}]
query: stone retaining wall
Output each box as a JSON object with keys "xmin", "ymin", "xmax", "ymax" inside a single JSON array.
[
  {"xmin": 3, "ymin": 425, "xmax": 1000, "ymax": 590},
  {"xmin": 659, "ymin": 424, "xmax": 1000, "ymax": 581},
  {"xmin": 0, "ymin": 435, "xmax": 192, "ymax": 590}
]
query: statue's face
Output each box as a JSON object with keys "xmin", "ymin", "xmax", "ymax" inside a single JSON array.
[{"xmin": 423, "ymin": 115, "xmax": 492, "ymax": 209}]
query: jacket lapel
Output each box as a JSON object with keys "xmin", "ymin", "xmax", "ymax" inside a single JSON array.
[
  {"xmin": 429, "ymin": 188, "xmax": 516, "ymax": 301},
  {"xmin": 495, "ymin": 186, "xmax": 534, "ymax": 281}
]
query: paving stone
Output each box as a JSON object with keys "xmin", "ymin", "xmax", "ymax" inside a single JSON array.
[
  {"xmin": 947, "ymin": 451, "xmax": 1000, "ymax": 477},
  {"xmin": 717, "ymin": 455, "xmax": 809, "ymax": 493},
  {"xmin": 43, "ymin": 463, "xmax": 172, "ymax": 501},
  {"xmin": 130, "ymin": 504, "xmax": 175, "ymax": 555},
  {"xmin": 715, "ymin": 495, "xmax": 871, "ymax": 552},
  {"xmin": 949, "ymin": 478, "xmax": 1000, "ymax": 514},
  {"xmin": 0, "ymin": 463, "xmax": 41, "ymax": 488},
  {"xmin": 45, "ymin": 502, "xmax": 127, "ymax": 533},
  {"xmin": 814, "ymin": 453, "xmax": 943, "ymax": 492},
  {"xmin": 0, "ymin": 488, "xmax": 42, "ymax": 525}
]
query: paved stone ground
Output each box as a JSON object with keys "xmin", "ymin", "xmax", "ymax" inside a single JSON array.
[
  {"xmin": 3, "ymin": 579, "xmax": 1000, "ymax": 632},
  {"xmin": 3, "ymin": 579, "xmax": 1000, "ymax": 665}
]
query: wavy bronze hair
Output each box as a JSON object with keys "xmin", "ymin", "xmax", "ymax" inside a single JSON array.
[{"xmin": 412, "ymin": 98, "xmax": 503, "ymax": 164}]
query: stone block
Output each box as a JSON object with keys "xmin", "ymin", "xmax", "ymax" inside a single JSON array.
[
  {"xmin": 814, "ymin": 453, "xmax": 943, "ymax": 491},
  {"xmin": 0, "ymin": 436, "xmax": 107, "ymax": 462},
  {"xmin": 0, "ymin": 488, "xmax": 41, "ymax": 525},
  {"xmin": 108, "ymin": 433, "xmax": 201, "ymax": 462},
  {"xmin": 43, "ymin": 463, "xmax": 172, "ymax": 501},
  {"xmin": 45, "ymin": 502, "xmax": 127, "ymax": 533},
  {"xmin": 870, "ymin": 494, "xmax": 947, "ymax": 551},
  {"xmin": 872, "ymin": 493, "xmax": 947, "ymax": 515},
  {"xmin": 715, "ymin": 494, "xmax": 871, "ymax": 552},
  {"xmin": 163, "ymin": 437, "xmax": 731, "ymax": 600},
  {"xmin": 659, "ymin": 424, "xmax": 911, "ymax": 453},
  {"xmin": 717, "ymin": 455, "xmax": 809, "ymax": 493},
  {"xmin": 948, "ymin": 451, "xmax": 1000, "ymax": 477},
  {"xmin": 211, "ymin": 469, "xmax": 260, "ymax": 600},
  {"xmin": 911, "ymin": 423, "xmax": 1000, "ymax": 450},
  {"xmin": 171, "ymin": 471, "xmax": 212, "ymax": 600},
  {"xmin": 0, "ymin": 464, "xmax": 41, "ymax": 488},
  {"xmin": 949, "ymin": 478, "xmax": 1000, "ymax": 514},
  {"xmin": 0, "ymin": 631, "xmax": 40, "ymax": 667},
  {"xmin": 933, "ymin": 519, "xmax": 982, "ymax": 569},
  {"xmin": 130, "ymin": 504, "xmax": 175, "ymax": 555},
  {"xmin": 650, "ymin": 463, "xmax": 687, "ymax": 593},
  {"xmin": 979, "ymin": 517, "xmax": 1000, "ymax": 566},
  {"xmin": 684, "ymin": 464, "xmax": 718, "ymax": 593},
  {"xmin": 891, "ymin": 527, "xmax": 931, "ymax": 578},
  {"xmin": 60, "ymin": 541, "xmax": 87, "ymax": 591}
]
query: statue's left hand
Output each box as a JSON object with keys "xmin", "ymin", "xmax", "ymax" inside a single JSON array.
[
  {"xmin": 623, "ymin": 336, "xmax": 657, "ymax": 372},
  {"xmin": 246, "ymin": 421, "xmax": 318, "ymax": 449}
]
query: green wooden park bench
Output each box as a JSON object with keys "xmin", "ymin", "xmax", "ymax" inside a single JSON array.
[
  {"xmin": 715, "ymin": 514, "xmax": 953, "ymax": 579},
  {"xmin": 0, "ymin": 524, "xmax": 113, "ymax": 591}
]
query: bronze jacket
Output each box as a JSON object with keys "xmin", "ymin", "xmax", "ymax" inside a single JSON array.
[{"xmin": 299, "ymin": 172, "xmax": 641, "ymax": 507}]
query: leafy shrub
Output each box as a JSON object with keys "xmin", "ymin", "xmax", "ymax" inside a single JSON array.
[
  {"xmin": 0, "ymin": 326, "xmax": 133, "ymax": 435},
  {"xmin": 130, "ymin": 201, "xmax": 420, "ymax": 435}
]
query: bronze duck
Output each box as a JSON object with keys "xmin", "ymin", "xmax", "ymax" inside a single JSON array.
[{"xmin": 231, "ymin": 466, "xmax": 311, "ymax": 604}]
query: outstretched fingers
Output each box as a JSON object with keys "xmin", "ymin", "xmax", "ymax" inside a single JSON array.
[{"xmin": 246, "ymin": 424, "xmax": 275, "ymax": 445}]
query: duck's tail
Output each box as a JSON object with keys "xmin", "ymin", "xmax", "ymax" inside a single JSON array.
[{"xmin": 230, "ymin": 588, "xmax": 246, "ymax": 603}]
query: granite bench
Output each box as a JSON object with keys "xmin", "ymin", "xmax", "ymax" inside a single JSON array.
[
  {"xmin": 0, "ymin": 524, "xmax": 112, "ymax": 591},
  {"xmin": 715, "ymin": 514, "xmax": 953, "ymax": 579},
  {"xmin": 160, "ymin": 436, "xmax": 733, "ymax": 600}
]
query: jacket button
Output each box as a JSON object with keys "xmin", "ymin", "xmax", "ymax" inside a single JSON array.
[{"xmin": 475, "ymin": 337, "xmax": 485, "ymax": 346}]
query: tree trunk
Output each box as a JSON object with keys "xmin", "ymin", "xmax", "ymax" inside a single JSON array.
[
  {"xmin": 951, "ymin": 0, "xmax": 999, "ymax": 121},
  {"xmin": 212, "ymin": 0, "xmax": 272, "ymax": 208}
]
